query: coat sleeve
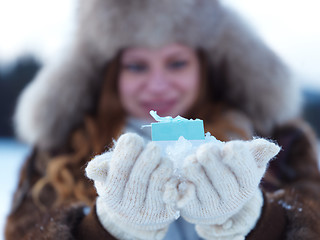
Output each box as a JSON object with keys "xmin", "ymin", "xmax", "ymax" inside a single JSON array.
[
  {"xmin": 246, "ymin": 119, "xmax": 320, "ymax": 239},
  {"xmin": 247, "ymin": 180, "xmax": 320, "ymax": 240},
  {"xmin": 4, "ymin": 149, "xmax": 116, "ymax": 240},
  {"xmin": 268, "ymin": 119, "xmax": 320, "ymax": 184}
]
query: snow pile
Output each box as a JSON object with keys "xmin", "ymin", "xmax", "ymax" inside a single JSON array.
[{"xmin": 157, "ymin": 132, "xmax": 224, "ymax": 178}]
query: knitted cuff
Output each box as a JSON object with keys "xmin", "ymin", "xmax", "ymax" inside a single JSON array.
[{"xmin": 96, "ymin": 198, "xmax": 168, "ymax": 240}]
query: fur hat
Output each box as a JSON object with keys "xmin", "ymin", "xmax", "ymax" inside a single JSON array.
[{"xmin": 15, "ymin": 0, "xmax": 301, "ymax": 150}]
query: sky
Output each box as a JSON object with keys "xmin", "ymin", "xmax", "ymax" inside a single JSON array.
[
  {"xmin": 223, "ymin": 0, "xmax": 320, "ymax": 89},
  {"xmin": 0, "ymin": 0, "xmax": 75, "ymax": 64},
  {"xmin": 0, "ymin": 0, "xmax": 319, "ymax": 88}
]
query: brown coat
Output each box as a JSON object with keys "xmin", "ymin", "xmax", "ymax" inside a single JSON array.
[{"xmin": 5, "ymin": 108, "xmax": 320, "ymax": 240}]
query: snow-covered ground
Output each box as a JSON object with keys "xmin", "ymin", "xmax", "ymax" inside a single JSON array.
[{"xmin": 0, "ymin": 139, "xmax": 30, "ymax": 240}]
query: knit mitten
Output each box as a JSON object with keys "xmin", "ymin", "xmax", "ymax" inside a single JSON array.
[
  {"xmin": 86, "ymin": 133, "xmax": 179, "ymax": 240},
  {"xmin": 172, "ymin": 138, "xmax": 280, "ymax": 240},
  {"xmin": 195, "ymin": 190, "xmax": 263, "ymax": 240}
]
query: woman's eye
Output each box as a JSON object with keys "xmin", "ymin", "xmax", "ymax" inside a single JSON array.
[
  {"xmin": 123, "ymin": 63, "xmax": 147, "ymax": 73},
  {"xmin": 168, "ymin": 60, "xmax": 188, "ymax": 70}
]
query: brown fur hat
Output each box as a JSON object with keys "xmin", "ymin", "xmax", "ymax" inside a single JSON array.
[{"xmin": 14, "ymin": 0, "xmax": 301, "ymax": 150}]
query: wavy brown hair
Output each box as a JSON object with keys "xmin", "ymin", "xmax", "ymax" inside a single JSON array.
[{"xmin": 31, "ymin": 54, "xmax": 126, "ymax": 209}]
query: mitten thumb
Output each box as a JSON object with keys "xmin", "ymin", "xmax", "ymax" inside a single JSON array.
[{"xmin": 249, "ymin": 138, "xmax": 281, "ymax": 168}]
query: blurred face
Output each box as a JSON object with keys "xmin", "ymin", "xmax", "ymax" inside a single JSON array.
[{"xmin": 118, "ymin": 43, "xmax": 201, "ymax": 121}]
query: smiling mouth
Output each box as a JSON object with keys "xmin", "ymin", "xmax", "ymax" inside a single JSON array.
[{"xmin": 141, "ymin": 100, "xmax": 177, "ymax": 115}]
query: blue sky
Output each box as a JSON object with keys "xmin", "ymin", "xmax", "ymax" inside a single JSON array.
[{"xmin": 0, "ymin": 0, "xmax": 319, "ymax": 88}]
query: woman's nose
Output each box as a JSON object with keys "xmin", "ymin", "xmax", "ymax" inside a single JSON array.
[{"xmin": 146, "ymin": 69, "xmax": 170, "ymax": 94}]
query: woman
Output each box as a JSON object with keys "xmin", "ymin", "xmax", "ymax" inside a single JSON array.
[{"xmin": 5, "ymin": 0, "xmax": 320, "ymax": 239}]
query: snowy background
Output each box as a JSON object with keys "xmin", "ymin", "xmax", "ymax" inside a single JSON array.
[{"xmin": 1, "ymin": 0, "xmax": 320, "ymax": 239}]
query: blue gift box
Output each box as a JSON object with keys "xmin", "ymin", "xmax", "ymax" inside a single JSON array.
[{"xmin": 149, "ymin": 111, "xmax": 205, "ymax": 141}]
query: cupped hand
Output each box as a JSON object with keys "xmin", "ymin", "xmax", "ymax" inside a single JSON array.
[
  {"xmin": 86, "ymin": 133, "xmax": 178, "ymax": 240},
  {"xmin": 170, "ymin": 138, "xmax": 280, "ymax": 239}
]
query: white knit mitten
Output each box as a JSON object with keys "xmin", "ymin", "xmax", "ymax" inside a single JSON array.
[
  {"xmin": 86, "ymin": 133, "xmax": 178, "ymax": 240},
  {"xmin": 175, "ymin": 138, "xmax": 280, "ymax": 240}
]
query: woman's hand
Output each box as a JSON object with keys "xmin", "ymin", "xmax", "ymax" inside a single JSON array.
[
  {"xmin": 175, "ymin": 139, "xmax": 280, "ymax": 240},
  {"xmin": 86, "ymin": 133, "xmax": 178, "ymax": 240}
]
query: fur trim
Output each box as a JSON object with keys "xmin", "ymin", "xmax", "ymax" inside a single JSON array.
[
  {"xmin": 14, "ymin": 46, "xmax": 101, "ymax": 149},
  {"xmin": 14, "ymin": 0, "xmax": 301, "ymax": 150}
]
